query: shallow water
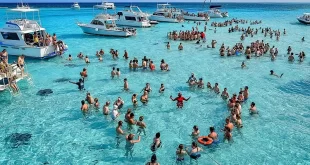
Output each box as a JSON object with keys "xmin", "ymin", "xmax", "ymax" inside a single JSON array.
[{"xmin": 0, "ymin": 3, "xmax": 310, "ymax": 165}]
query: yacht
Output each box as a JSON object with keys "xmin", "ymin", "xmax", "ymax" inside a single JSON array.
[
  {"xmin": 71, "ymin": 2, "xmax": 80, "ymax": 10},
  {"xmin": 297, "ymin": 13, "xmax": 310, "ymax": 24},
  {"xmin": 0, "ymin": 8, "xmax": 68, "ymax": 59},
  {"xmin": 94, "ymin": 1, "xmax": 115, "ymax": 9},
  {"xmin": 149, "ymin": 3, "xmax": 184, "ymax": 23},
  {"xmin": 115, "ymin": 6, "xmax": 151, "ymax": 28},
  {"xmin": 77, "ymin": 13, "xmax": 136, "ymax": 37},
  {"xmin": 207, "ymin": 8, "xmax": 223, "ymax": 18},
  {"xmin": 182, "ymin": 11, "xmax": 210, "ymax": 21}
]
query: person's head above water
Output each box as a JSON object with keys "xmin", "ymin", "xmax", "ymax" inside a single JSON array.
[
  {"xmin": 151, "ymin": 154, "xmax": 157, "ymax": 163},
  {"xmin": 210, "ymin": 126, "xmax": 215, "ymax": 132},
  {"xmin": 178, "ymin": 93, "xmax": 182, "ymax": 97},
  {"xmin": 270, "ymin": 70, "xmax": 274, "ymax": 74},
  {"xmin": 118, "ymin": 120, "xmax": 123, "ymax": 126},
  {"xmin": 193, "ymin": 125, "xmax": 198, "ymax": 131},
  {"xmin": 155, "ymin": 132, "xmax": 160, "ymax": 138}
]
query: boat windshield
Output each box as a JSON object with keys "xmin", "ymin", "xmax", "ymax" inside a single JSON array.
[{"xmin": 104, "ymin": 20, "xmax": 116, "ymax": 29}]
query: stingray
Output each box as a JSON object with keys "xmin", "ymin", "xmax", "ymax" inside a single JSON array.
[
  {"xmin": 37, "ymin": 89, "xmax": 53, "ymax": 96},
  {"xmin": 54, "ymin": 78, "xmax": 71, "ymax": 83},
  {"xmin": 64, "ymin": 64, "xmax": 78, "ymax": 68},
  {"xmin": 5, "ymin": 133, "xmax": 32, "ymax": 148}
]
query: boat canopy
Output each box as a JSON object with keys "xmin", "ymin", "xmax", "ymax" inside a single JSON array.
[{"xmin": 210, "ymin": 5, "xmax": 221, "ymax": 9}]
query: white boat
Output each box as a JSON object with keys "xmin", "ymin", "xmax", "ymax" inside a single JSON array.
[
  {"xmin": 297, "ymin": 13, "xmax": 310, "ymax": 24},
  {"xmin": 115, "ymin": 6, "xmax": 151, "ymax": 28},
  {"xmin": 71, "ymin": 2, "xmax": 80, "ymax": 10},
  {"xmin": 182, "ymin": 11, "xmax": 210, "ymax": 21},
  {"xmin": 16, "ymin": 0, "xmax": 30, "ymax": 9},
  {"xmin": 0, "ymin": 8, "xmax": 68, "ymax": 59},
  {"xmin": 77, "ymin": 13, "xmax": 136, "ymax": 37},
  {"xmin": 94, "ymin": 1, "xmax": 115, "ymax": 9},
  {"xmin": 207, "ymin": 8, "xmax": 223, "ymax": 18},
  {"xmin": 149, "ymin": 3, "xmax": 184, "ymax": 23}
]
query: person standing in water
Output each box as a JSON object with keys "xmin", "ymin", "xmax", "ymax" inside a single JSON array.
[
  {"xmin": 176, "ymin": 144, "xmax": 187, "ymax": 163},
  {"xmin": 170, "ymin": 93, "xmax": 190, "ymax": 109},
  {"xmin": 125, "ymin": 134, "xmax": 141, "ymax": 160},
  {"xmin": 136, "ymin": 116, "xmax": 146, "ymax": 135},
  {"xmin": 116, "ymin": 121, "xmax": 125, "ymax": 147},
  {"xmin": 145, "ymin": 154, "xmax": 160, "ymax": 165},
  {"xmin": 150, "ymin": 132, "xmax": 162, "ymax": 152},
  {"xmin": 124, "ymin": 78, "xmax": 129, "ymax": 91},
  {"xmin": 69, "ymin": 78, "xmax": 85, "ymax": 90}
]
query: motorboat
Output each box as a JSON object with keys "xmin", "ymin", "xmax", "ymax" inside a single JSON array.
[
  {"xmin": 16, "ymin": 0, "xmax": 30, "ymax": 9},
  {"xmin": 0, "ymin": 8, "xmax": 68, "ymax": 59},
  {"xmin": 297, "ymin": 13, "xmax": 310, "ymax": 24},
  {"xmin": 207, "ymin": 8, "xmax": 223, "ymax": 18},
  {"xmin": 77, "ymin": 13, "xmax": 136, "ymax": 37},
  {"xmin": 94, "ymin": 1, "xmax": 115, "ymax": 9},
  {"xmin": 71, "ymin": 2, "xmax": 80, "ymax": 10},
  {"xmin": 182, "ymin": 11, "xmax": 210, "ymax": 21},
  {"xmin": 149, "ymin": 3, "xmax": 184, "ymax": 23},
  {"xmin": 115, "ymin": 6, "xmax": 152, "ymax": 27}
]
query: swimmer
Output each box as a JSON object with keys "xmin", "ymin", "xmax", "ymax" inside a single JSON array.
[
  {"xmin": 77, "ymin": 52, "xmax": 83, "ymax": 59},
  {"xmin": 141, "ymin": 83, "xmax": 152, "ymax": 94},
  {"xmin": 132, "ymin": 94, "xmax": 138, "ymax": 106},
  {"xmin": 178, "ymin": 43, "xmax": 183, "ymax": 50},
  {"xmin": 221, "ymin": 88, "xmax": 229, "ymax": 100},
  {"xmin": 116, "ymin": 121, "xmax": 125, "ymax": 147},
  {"xmin": 197, "ymin": 78, "xmax": 204, "ymax": 89},
  {"xmin": 94, "ymin": 98, "xmax": 100, "ymax": 109},
  {"xmin": 196, "ymin": 40, "xmax": 200, "ymax": 44},
  {"xmin": 159, "ymin": 83, "xmax": 165, "ymax": 93},
  {"xmin": 249, "ymin": 102, "xmax": 258, "ymax": 114},
  {"xmin": 69, "ymin": 78, "xmax": 85, "ymax": 90},
  {"xmin": 237, "ymin": 91, "xmax": 244, "ymax": 102},
  {"xmin": 207, "ymin": 82, "xmax": 212, "ymax": 89},
  {"xmin": 213, "ymin": 83, "xmax": 220, "ymax": 94},
  {"xmin": 136, "ymin": 116, "xmax": 146, "ymax": 135},
  {"xmin": 236, "ymin": 114, "xmax": 243, "ymax": 128},
  {"xmin": 150, "ymin": 132, "xmax": 162, "ymax": 152},
  {"xmin": 208, "ymin": 126, "xmax": 218, "ymax": 141},
  {"xmin": 98, "ymin": 55, "xmax": 103, "ymax": 62},
  {"xmin": 223, "ymin": 126, "xmax": 232, "ymax": 142},
  {"xmin": 99, "ymin": 49, "xmax": 104, "ymax": 55},
  {"xmin": 150, "ymin": 61, "xmax": 155, "ymax": 71},
  {"xmin": 116, "ymin": 68, "xmax": 121, "ymax": 77},
  {"xmin": 241, "ymin": 61, "xmax": 246, "ymax": 68},
  {"xmin": 124, "ymin": 78, "xmax": 129, "ymax": 91},
  {"xmin": 176, "ymin": 144, "xmax": 187, "ymax": 163},
  {"xmin": 125, "ymin": 134, "xmax": 141, "ymax": 160},
  {"xmin": 80, "ymin": 68, "xmax": 87, "ymax": 78},
  {"xmin": 186, "ymin": 142, "xmax": 202, "ymax": 161},
  {"xmin": 67, "ymin": 54, "xmax": 72, "ymax": 61},
  {"xmin": 191, "ymin": 125, "xmax": 200, "ymax": 139},
  {"xmin": 140, "ymin": 91, "xmax": 149, "ymax": 105},
  {"xmin": 114, "ymin": 97, "xmax": 124, "ymax": 109},
  {"xmin": 80, "ymin": 100, "xmax": 88, "ymax": 113},
  {"xmin": 170, "ymin": 93, "xmax": 190, "ymax": 109},
  {"xmin": 302, "ymin": 37, "xmax": 305, "ymax": 42},
  {"xmin": 270, "ymin": 70, "xmax": 283, "ymax": 78},
  {"xmin": 186, "ymin": 73, "xmax": 197, "ymax": 86},
  {"xmin": 288, "ymin": 53, "xmax": 294, "ymax": 62},
  {"xmin": 244, "ymin": 86, "xmax": 249, "ymax": 101},
  {"xmin": 111, "ymin": 105, "xmax": 120, "ymax": 120},
  {"xmin": 84, "ymin": 56, "xmax": 90, "ymax": 63},
  {"xmin": 85, "ymin": 92, "xmax": 94, "ymax": 104},
  {"xmin": 167, "ymin": 42, "xmax": 170, "ymax": 49},
  {"xmin": 123, "ymin": 50, "xmax": 129, "ymax": 60},
  {"xmin": 124, "ymin": 109, "xmax": 132, "ymax": 123},
  {"xmin": 111, "ymin": 67, "xmax": 116, "ymax": 79},
  {"xmin": 103, "ymin": 101, "xmax": 110, "ymax": 115},
  {"xmin": 146, "ymin": 154, "xmax": 160, "ymax": 165}
]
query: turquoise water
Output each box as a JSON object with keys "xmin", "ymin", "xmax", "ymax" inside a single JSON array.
[{"xmin": 1, "ymin": 3, "xmax": 310, "ymax": 165}]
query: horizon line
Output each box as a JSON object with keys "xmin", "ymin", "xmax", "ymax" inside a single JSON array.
[{"xmin": 1, "ymin": 1, "xmax": 310, "ymax": 3}]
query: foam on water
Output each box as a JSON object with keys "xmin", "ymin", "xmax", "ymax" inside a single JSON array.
[{"xmin": 0, "ymin": 3, "xmax": 310, "ymax": 165}]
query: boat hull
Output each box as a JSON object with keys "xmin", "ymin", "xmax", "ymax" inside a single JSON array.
[
  {"xmin": 0, "ymin": 43, "xmax": 67, "ymax": 59},
  {"xmin": 297, "ymin": 18, "xmax": 310, "ymax": 24},
  {"xmin": 149, "ymin": 15, "xmax": 181, "ymax": 23},
  {"xmin": 115, "ymin": 20, "xmax": 151, "ymax": 28},
  {"xmin": 71, "ymin": 7, "xmax": 80, "ymax": 10},
  {"xmin": 183, "ymin": 15, "xmax": 208, "ymax": 21},
  {"xmin": 78, "ymin": 24, "xmax": 134, "ymax": 37}
]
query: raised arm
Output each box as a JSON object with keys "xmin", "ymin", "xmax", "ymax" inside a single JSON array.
[
  {"xmin": 185, "ymin": 97, "xmax": 191, "ymax": 101},
  {"xmin": 131, "ymin": 136, "xmax": 141, "ymax": 143}
]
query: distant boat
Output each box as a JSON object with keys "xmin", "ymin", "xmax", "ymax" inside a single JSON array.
[
  {"xmin": 71, "ymin": 2, "xmax": 80, "ymax": 10},
  {"xmin": 297, "ymin": 13, "xmax": 310, "ymax": 24},
  {"xmin": 115, "ymin": 5, "xmax": 152, "ymax": 28},
  {"xmin": 204, "ymin": 0, "xmax": 229, "ymax": 18},
  {"xmin": 16, "ymin": 0, "xmax": 30, "ymax": 9},
  {"xmin": 94, "ymin": 1, "xmax": 115, "ymax": 9}
]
